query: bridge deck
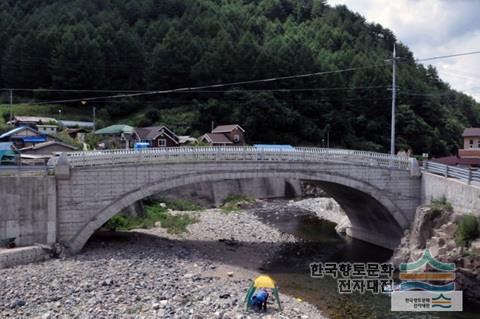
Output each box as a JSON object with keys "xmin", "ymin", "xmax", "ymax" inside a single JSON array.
[{"xmin": 54, "ymin": 147, "xmax": 415, "ymax": 172}]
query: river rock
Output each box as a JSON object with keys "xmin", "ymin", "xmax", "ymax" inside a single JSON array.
[
  {"xmin": 470, "ymin": 239, "xmax": 480, "ymax": 255},
  {"xmin": 0, "ymin": 203, "xmax": 328, "ymax": 319},
  {"xmin": 335, "ymin": 216, "xmax": 351, "ymax": 234}
]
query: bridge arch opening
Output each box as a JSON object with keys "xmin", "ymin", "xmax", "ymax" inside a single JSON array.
[{"xmin": 65, "ymin": 170, "xmax": 410, "ymax": 253}]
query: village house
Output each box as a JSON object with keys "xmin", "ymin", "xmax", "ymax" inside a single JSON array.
[
  {"xmin": 199, "ymin": 124, "xmax": 245, "ymax": 146},
  {"xmin": 133, "ymin": 126, "xmax": 180, "ymax": 147},
  {"xmin": 0, "ymin": 126, "xmax": 60, "ymax": 149},
  {"xmin": 459, "ymin": 128, "xmax": 480, "ymax": 158},
  {"xmin": 37, "ymin": 124, "xmax": 59, "ymax": 135},
  {"xmin": 57, "ymin": 120, "xmax": 94, "ymax": 143},
  {"xmin": 0, "ymin": 142, "xmax": 18, "ymax": 165},
  {"xmin": 431, "ymin": 127, "xmax": 480, "ymax": 167},
  {"xmin": 8, "ymin": 115, "xmax": 58, "ymax": 129},
  {"xmin": 95, "ymin": 124, "xmax": 135, "ymax": 149},
  {"xmin": 19, "ymin": 141, "xmax": 76, "ymax": 156}
]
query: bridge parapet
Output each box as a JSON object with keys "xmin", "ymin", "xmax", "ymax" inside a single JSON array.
[{"xmin": 55, "ymin": 147, "xmax": 417, "ymax": 173}]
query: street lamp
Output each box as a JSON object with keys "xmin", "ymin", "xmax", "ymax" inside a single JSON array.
[{"xmin": 58, "ymin": 109, "xmax": 62, "ymax": 121}]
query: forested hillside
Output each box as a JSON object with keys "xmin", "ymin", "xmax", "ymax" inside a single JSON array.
[{"xmin": 1, "ymin": 0, "xmax": 479, "ymax": 155}]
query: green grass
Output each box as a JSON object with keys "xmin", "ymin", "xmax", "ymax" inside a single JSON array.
[
  {"xmin": 455, "ymin": 214, "xmax": 479, "ymax": 246},
  {"xmin": 166, "ymin": 199, "xmax": 204, "ymax": 211},
  {"xmin": 104, "ymin": 203, "xmax": 199, "ymax": 234},
  {"xmin": 220, "ymin": 205, "xmax": 241, "ymax": 214},
  {"xmin": 220, "ymin": 194, "xmax": 255, "ymax": 213}
]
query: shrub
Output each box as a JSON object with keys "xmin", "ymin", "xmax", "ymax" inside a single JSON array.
[
  {"xmin": 430, "ymin": 197, "xmax": 453, "ymax": 218},
  {"xmin": 157, "ymin": 212, "xmax": 198, "ymax": 234},
  {"xmin": 55, "ymin": 130, "xmax": 83, "ymax": 149},
  {"xmin": 103, "ymin": 203, "xmax": 198, "ymax": 234},
  {"xmin": 223, "ymin": 194, "xmax": 255, "ymax": 205},
  {"xmin": 167, "ymin": 199, "xmax": 203, "ymax": 211},
  {"xmin": 192, "ymin": 140, "xmax": 210, "ymax": 147},
  {"xmin": 104, "ymin": 214, "xmax": 134, "ymax": 231},
  {"xmin": 220, "ymin": 194, "xmax": 255, "ymax": 213},
  {"xmin": 455, "ymin": 214, "xmax": 479, "ymax": 246},
  {"xmin": 85, "ymin": 132, "xmax": 101, "ymax": 150}
]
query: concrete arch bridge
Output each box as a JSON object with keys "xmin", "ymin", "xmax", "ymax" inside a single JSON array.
[{"xmin": 50, "ymin": 147, "xmax": 421, "ymax": 252}]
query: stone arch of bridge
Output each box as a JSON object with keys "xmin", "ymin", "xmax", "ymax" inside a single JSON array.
[{"xmin": 66, "ymin": 169, "xmax": 409, "ymax": 253}]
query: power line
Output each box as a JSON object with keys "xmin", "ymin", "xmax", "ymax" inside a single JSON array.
[
  {"xmin": 33, "ymin": 63, "xmax": 388, "ymax": 104},
  {"xmin": 415, "ymin": 50, "xmax": 480, "ymax": 62},
  {"xmin": 0, "ymin": 88, "xmax": 150, "ymax": 93},
  {"xmin": 3, "ymin": 85, "xmax": 390, "ymax": 96}
]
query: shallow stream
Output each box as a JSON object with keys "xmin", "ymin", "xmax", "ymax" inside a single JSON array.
[{"xmin": 254, "ymin": 201, "xmax": 479, "ymax": 319}]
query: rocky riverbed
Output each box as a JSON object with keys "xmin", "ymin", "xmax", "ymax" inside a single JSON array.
[
  {"xmin": 288, "ymin": 198, "xmax": 345, "ymax": 224},
  {"xmin": 0, "ymin": 204, "xmax": 328, "ymax": 319}
]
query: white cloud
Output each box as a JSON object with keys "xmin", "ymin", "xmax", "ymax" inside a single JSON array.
[{"xmin": 327, "ymin": 0, "xmax": 480, "ymax": 100}]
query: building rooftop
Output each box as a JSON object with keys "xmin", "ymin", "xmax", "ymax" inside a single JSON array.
[
  {"xmin": 211, "ymin": 124, "xmax": 245, "ymax": 134},
  {"xmin": 19, "ymin": 141, "xmax": 76, "ymax": 152},
  {"xmin": 95, "ymin": 125, "xmax": 134, "ymax": 135},
  {"xmin": 58, "ymin": 120, "xmax": 94, "ymax": 129},
  {"xmin": 462, "ymin": 128, "xmax": 480, "ymax": 137},
  {"xmin": 202, "ymin": 133, "xmax": 233, "ymax": 144},
  {"xmin": 0, "ymin": 126, "xmax": 40, "ymax": 140},
  {"xmin": 0, "ymin": 142, "xmax": 14, "ymax": 151},
  {"xmin": 178, "ymin": 136, "xmax": 197, "ymax": 144},
  {"xmin": 134, "ymin": 126, "xmax": 179, "ymax": 143},
  {"xmin": 13, "ymin": 115, "xmax": 57, "ymax": 124},
  {"xmin": 431, "ymin": 155, "xmax": 480, "ymax": 166}
]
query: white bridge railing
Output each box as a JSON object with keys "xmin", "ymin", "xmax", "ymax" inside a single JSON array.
[{"xmin": 57, "ymin": 146, "xmax": 416, "ymax": 172}]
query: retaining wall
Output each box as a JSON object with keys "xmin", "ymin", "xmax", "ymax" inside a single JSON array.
[
  {"xmin": 0, "ymin": 176, "xmax": 56, "ymax": 247},
  {"xmin": 421, "ymin": 172, "xmax": 480, "ymax": 215}
]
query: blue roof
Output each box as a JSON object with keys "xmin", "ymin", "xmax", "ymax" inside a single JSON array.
[
  {"xmin": 23, "ymin": 136, "xmax": 47, "ymax": 143},
  {"xmin": 0, "ymin": 126, "xmax": 37, "ymax": 140},
  {"xmin": 253, "ymin": 144, "xmax": 295, "ymax": 150}
]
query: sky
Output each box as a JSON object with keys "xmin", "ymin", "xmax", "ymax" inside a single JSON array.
[{"xmin": 327, "ymin": 0, "xmax": 480, "ymax": 100}]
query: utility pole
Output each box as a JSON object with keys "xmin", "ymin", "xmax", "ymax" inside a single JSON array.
[
  {"xmin": 9, "ymin": 89, "xmax": 13, "ymax": 122},
  {"xmin": 390, "ymin": 44, "xmax": 397, "ymax": 155},
  {"xmin": 93, "ymin": 106, "xmax": 96, "ymax": 132},
  {"xmin": 327, "ymin": 129, "xmax": 330, "ymax": 148}
]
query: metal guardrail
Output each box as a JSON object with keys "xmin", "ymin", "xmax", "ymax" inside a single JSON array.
[
  {"xmin": 424, "ymin": 161, "xmax": 480, "ymax": 184},
  {"xmin": 52, "ymin": 146, "xmax": 416, "ymax": 172}
]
